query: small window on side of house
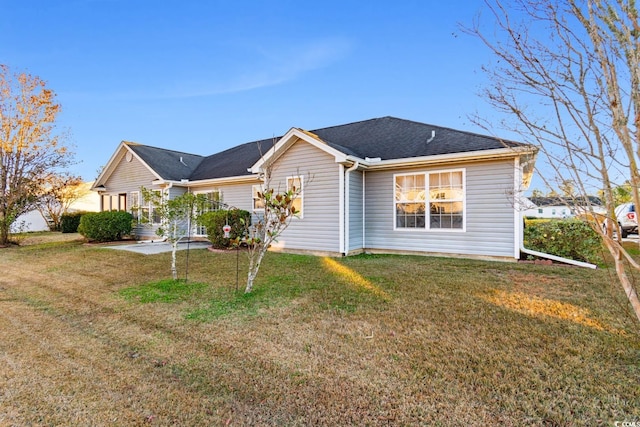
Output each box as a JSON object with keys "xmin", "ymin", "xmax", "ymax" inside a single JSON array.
[
  {"xmin": 252, "ymin": 184, "xmax": 265, "ymax": 211},
  {"xmin": 287, "ymin": 176, "xmax": 303, "ymax": 218}
]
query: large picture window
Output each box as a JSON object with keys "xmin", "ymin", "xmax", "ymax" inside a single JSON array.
[{"xmin": 394, "ymin": 170, "xmax": 465, "ymax": 230}]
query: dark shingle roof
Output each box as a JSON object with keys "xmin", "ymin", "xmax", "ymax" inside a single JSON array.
[
  {"xmin": 189, "ymin": 139, "xmax": 276, "ymax": 181},
  {"xmin": 313, "ymin": 116, "xmax": 523, "ymax": 160},
  {"xmin": 128, "ymin": 117, "xmax": 528, "ymax": 181},
  {"xmin": 128, "ymin": 144, "xmax": 204, "ymax": 181}
]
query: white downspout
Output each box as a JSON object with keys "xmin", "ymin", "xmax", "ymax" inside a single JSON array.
[
  {"xmin": 520, "ymin": 246, "xmax": 597, "ymax": 269},
  {"xmin": 343, "ymin": 161, "xmax": 360, "ymax": 255},
  {"xmin": 362, "ymin": 170, "xmax": 366, "ymax": 252},
  {"xmin": 514, "ymin": 158, "xmax": 597, "ymax": 269}
]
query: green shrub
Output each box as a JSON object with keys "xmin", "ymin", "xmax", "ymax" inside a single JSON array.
[
  {"xmin": 60, "ymin": 212, "xmax": 86, "ymax": 233},
  {"xmin": 78, "ymin": 210, "xmax": 134, "ymax": 242},
  {"xmin": 524, "ymin": 219, "xmax": 602, "ymax": 264},
  {"xmin": 199, "ymin": 209, "xmax": 250, "ymax": 249}
]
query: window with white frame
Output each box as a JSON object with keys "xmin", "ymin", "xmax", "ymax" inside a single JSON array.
[
  {"xmin": 287, "ymin": 176, "xmax": 303, "ymax": 218},
  {"xmin": 138, "ymin": 190, "xmax": 162, "ymax": 225},
  {"xmin": 194, "ymin": 190, "xmax": 221, "ymax": 235},
  {"xmin": 394, "ymin": 169, "xmax": 465, "ymax": 230},
  {"xmin": 102, "ymin": 194, "xmax": 127, "ymax": 211},
  {"xmin": 129, "ymin": 191, "xmax": 140, "ymax": 222},
  {"xmin": 252, "ymin": 184, "xmax": 265, "ymax": 211}
]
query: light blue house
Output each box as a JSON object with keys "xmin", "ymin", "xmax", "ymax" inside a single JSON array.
[{"xmin": 93, "ymin": 117, "xmax": 537, "ymax": 261}]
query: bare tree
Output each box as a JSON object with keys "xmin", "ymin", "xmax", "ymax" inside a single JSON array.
[
  {"xmin": 36, "ymin": 173, "xmax": 84, "ymax": 230},
  {"xmin": 463, "ymin": 0, "xmax": 640, "ymax": 323},
  {"xmin": 241, "ymin": 162, "xmax": 304, "ymax": 294},
  {"xmin": 0, "ymin": 64, "xmax": 73, "ymax": 244}
]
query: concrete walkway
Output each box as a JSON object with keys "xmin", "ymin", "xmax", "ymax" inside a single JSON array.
[{"xmin": 103, "ymin": 241, "xmax": 211, "ymax": 255}]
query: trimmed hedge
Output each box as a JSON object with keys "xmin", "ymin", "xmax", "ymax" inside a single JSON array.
[
  {"xmin": 60, "ymin": 212, "xmax": 85, "ymax": 233},
  {"xmin": 78, "ymin": 211, "xmax": 134, "ymax": 242},
  {"xmin": 523, "ymin": 219, "xmax": 602, "ymax": 264},
  {"xmin": 199, "ymin": 209, "xmax": 250, "ymax": 249}
]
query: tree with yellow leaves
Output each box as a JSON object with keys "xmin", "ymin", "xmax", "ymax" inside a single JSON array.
[{"xmin": 0, "ymin": 64, "xmax": 74, "ymax": 245}]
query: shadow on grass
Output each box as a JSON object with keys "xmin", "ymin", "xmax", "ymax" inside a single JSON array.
[
  {"xmin": 119, "ymin": 254, "xmax": 395, "ymax": 322},
  {"xmin": 119, "ymin": 279, "xmax": 208, "ymax": 303}
]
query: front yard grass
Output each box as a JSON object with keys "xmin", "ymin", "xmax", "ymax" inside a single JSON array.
[{"xmin": 0, "ymin": 233, "xmax": 638, "ymax": 425}]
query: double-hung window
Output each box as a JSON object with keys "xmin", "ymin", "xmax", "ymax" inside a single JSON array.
[
  {"xmin": 194, "ymin": 190, "xmax": 221, "ymax": 235},
  {"xmin": 139, "ymin": 190, "xmax": 162, "ymax": 225},
  {"xmin": 287, "ymin": 176, "xmax": 303, "ymax": 218},
  {"xmin": 129, "ymin": 191, "xmax": 140, "ymax": 222},
  {"xmin": 252, "ymin": 184, "xmax": 265, "ymax": 211},
  {"xmin": 394, "ymin": 169, "xmax": 465, "ymax": 230}
]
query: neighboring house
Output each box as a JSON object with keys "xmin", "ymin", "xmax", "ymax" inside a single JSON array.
[
  {"xmin": 11, "ymin": 181, "xmax": 101, "ymax": 232},
  {"xmin": 92, "ymin": 116, "xmax": 537, "ymax": 261},
  {"xmin": 523, "ymin": 196, "xmax": 604, "ymax": 219}
]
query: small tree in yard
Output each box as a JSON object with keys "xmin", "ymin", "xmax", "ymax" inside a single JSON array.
[
  {"xmin": 35, "ymin": 173, "xmax": 84, "ymax": 231},
  {"xmin": 141, "ymin": 188, "xmax": 208, "ymax": 280},
  {"xmin": 240, "ymin": 174, "xmax": 303, "ymax": 294}
]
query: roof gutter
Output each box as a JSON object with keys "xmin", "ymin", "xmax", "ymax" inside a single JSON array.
[
  {"xmin": 153, "ymin": 175, "xmax": 260, "ymax": 187},
  {"xmin": 345, "ymin": 146, "xmax": 536, "ymax": 170}
]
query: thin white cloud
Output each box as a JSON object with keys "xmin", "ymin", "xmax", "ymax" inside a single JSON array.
[
  {"xmin": 164, "ymin": 37, "xmax": 353, "ymax": 98},
  {"xmin": 62, "ymin": 37, "xmax": 353, "ymax": 101}
]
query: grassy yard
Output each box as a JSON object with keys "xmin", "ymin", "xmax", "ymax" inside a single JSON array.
[{"xmin": 1, "ymin": 233, "xmax": 639, "ymax": 426}]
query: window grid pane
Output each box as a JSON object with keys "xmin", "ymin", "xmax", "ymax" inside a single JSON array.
[
  {"xmin": 395, "ymin": 174, "xmax": 426, "ymax": 228},
  {"xmin": 287, "ymin": 177, "xmax": 303, "ymax": 216},
  {"xmin": 428, "ymin": 171, "xmax": 463, "ymax": 229}
]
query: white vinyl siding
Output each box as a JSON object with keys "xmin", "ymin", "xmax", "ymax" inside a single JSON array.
[
  {"xmin": 102, "ymin": 151, "xmax": 161, "ymax": 238},
  {"xmin": 365, "ymin": 160, "xmax": 516, "ymax": 258},
  {"xmin": 348, "ymin": 170, "xmax": 364, "ymax": 251},
  {"xmin": 189, "ymin": 182, "xmax": 257, "ymax": 222},
  {"xmin": 267, "ymin": 139, "xmax": 341, "ymax": 253}
]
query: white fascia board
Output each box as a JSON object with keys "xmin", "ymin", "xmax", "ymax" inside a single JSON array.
[
  {"xmin": 181, "ymin": 174, "xmax": 260, "ymax": 188},
  {"xmin": 349, "ymin": 146, "xmax": 536, "ymax": 170},
  {"xmin": 250, "ymin": 128, "xmax": 348, "ymax": 173}
]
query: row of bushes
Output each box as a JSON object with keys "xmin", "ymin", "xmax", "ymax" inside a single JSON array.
[
  {"xmin": 66, "ymin": 210, "xmax": 601, "ymax": 263},
  {"xmin": 523, "ymin": 218, "xmax": 602, "ymax": 264},
  {"xmin": 64, "ymin": 209, "xmax": 252, "ymax": 245}
]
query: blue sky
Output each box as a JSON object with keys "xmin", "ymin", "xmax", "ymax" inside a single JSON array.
[{"xmin": 2, "ymin": 0, "xmax": 521, "ymax": 184}]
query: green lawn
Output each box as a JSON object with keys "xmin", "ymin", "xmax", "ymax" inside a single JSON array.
[{"xmin": 0, "ymin": 233, "xmax": 638, "ymax": 425}]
